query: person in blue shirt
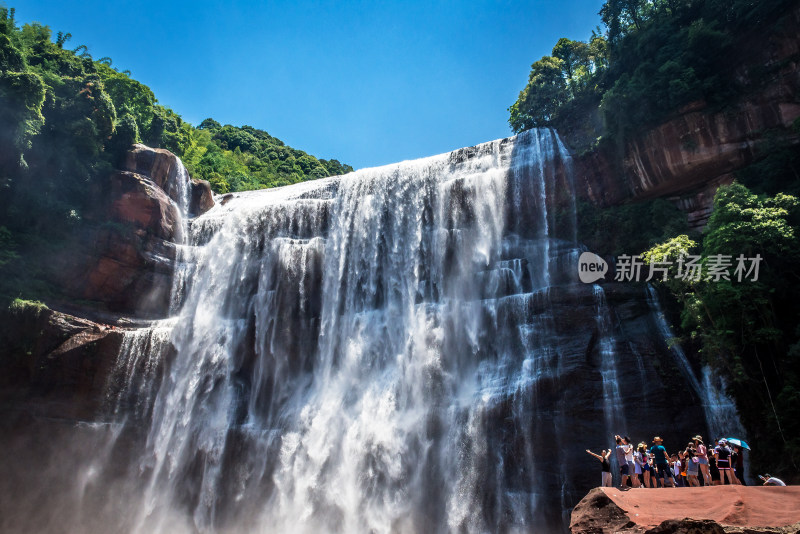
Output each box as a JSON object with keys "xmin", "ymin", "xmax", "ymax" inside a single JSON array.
[{"xmin": 648, "ymin": 436, "xmax": 675, "ymax": 487}]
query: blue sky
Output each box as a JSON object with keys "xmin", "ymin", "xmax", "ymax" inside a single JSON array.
[{"xmin": 15, "ymin": 0, "xmax": 605, "ymax": 169}]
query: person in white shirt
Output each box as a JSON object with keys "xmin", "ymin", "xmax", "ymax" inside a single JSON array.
[
  {"xmin": 623, "ymin": 437, "xmax": 639, "ymax": 487},
  {"xmin": 759, "ymin": 474, "xmax": 787, "ymax": 486}
]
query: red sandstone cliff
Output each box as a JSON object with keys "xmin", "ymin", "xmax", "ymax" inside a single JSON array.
[
  {"xmin": 50, "ymin": 144, "xmax": 214, "ymax": 317},
  {"xmin": 574, "ymin": 5, "xmax": 800, "ymax": 230}
]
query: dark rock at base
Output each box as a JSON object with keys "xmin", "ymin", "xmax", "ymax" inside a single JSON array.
[
  {"xmin": 647, "ymin": 519, "xmax": 726, "ymax": 534},
  {"xmin": 569, "ymin": 488, "xmax": 638, "ymax": 534},
  {"xmin": 0, "ymin": 303, "xmax": 124, "ymax": 420}
]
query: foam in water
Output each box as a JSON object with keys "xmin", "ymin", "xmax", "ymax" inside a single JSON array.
[{"xmin": 114, "ymin": 129, "xmax": 581, "ymax": 533}]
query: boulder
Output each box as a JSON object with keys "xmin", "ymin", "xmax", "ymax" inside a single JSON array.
[
  {"xmin": 123, "ymin": 143, "xmax": 215, "ymax": 216},
  {"xmin": 123, "ymin": 143, "xmax": 189, "ymax": 206},
  {"xmin": 46, "ymin": 142, "xmax": 220, "ymax": 317},
  {"xmin": 190, "ymin": 178, "xmax": 215, "ymax": 216},
  {"xmin": 570, "ymin": 487, "xmax": 800, "ymax": 534},
  {"xmin": 49, "ymin": 157, "xmax": 198, "ymax": 317},
  {"xmin": 108, "ymin": 170, "xmax": 182, "ymax": 241},
  {"xmin": 50, "ymin": 170, "xmax": 181, "ymax": 316}
]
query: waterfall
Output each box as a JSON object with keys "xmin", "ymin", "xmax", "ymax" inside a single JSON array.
[
  {"xmin": 4, "ymin": 130, "xmax": 746, "ymax": 534},
  {"xmin": 645, "ymin": 284, "xmax": 745, "ymax": 441},
  {"xmin": 108, "ymin": 129, "xmax": 582, "ymax": 533},
  {"xmin": 593, "ymin": 285, "xmax": 626, "ymax": 438},
  {"xmin": 169, "ymin": 157, "xmax": 193, "ymax": 312},
  {"xmin": 701, "ymin": 366, "xmax": 746, "ymax": 441},
  {"xmin": 106, "ymin": 319, "xmax": 175, "ymax": 419}
]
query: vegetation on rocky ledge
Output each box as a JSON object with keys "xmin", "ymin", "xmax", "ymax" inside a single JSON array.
[
  {"xmin": 0, "ymin": 5, "xmax": 351, "ymax": 302},
  {"xmin": 510, "ymin": 0, "xmax": 795, "ymax": 150}
]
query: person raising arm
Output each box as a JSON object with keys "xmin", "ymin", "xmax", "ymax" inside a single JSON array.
[{"xmin": 586, "ymin": 449, "xmax": 613, "ymax": 487}]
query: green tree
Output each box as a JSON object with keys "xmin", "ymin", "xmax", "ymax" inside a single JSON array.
[{"xmin": 509, "ymin": 56, "xmax": 567, "ymax": 132}]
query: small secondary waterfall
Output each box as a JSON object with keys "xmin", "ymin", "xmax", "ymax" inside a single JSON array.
[
  {"xmin": 168, "ymin": 156, "xmax": 193, "ymax": 312},
  {"xmin": 645, "ymin": 284, "xmax": 745, "ymax": 440},
  {"xmin": 593, "ymin": 285, "xmax": 626, "ymax": 438},
  {"xmin": 701, "ymin": 366, "xmax": 746, "ymax": 441}
]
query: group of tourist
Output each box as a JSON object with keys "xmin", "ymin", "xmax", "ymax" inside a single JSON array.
[{"xmin": 586, "ymin": 434, "xmax": 749, "ymax": 488}]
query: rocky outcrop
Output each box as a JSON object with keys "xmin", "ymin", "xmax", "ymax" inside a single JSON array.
[
  {"xmin": 108, "ymin": 170, "xmax": 183, "ymax": 241},
  {"xmin": 570, "ymin": 487, "xmax": 800, "ymax": 534},
  {"xmin": 124, "ymin": 143, "xmax": 215, "ymax": 217},
  {"xmin": 123, "ymin": 143, "xmax": 189, "ymax": 206},
  {"xmin": 574, "ymin": 5, "xmax": 800, "ymax": 229},
  {"xmin": 191, "ymin": 178, "xmax": 215, "ymax": 216},
  {"xmin": 50, "ymin": 144, "xmax": 215, "ymax": 317},
  {"xmin": 0, "ymin": 302, "xmax": 125, "ymax": 420}
]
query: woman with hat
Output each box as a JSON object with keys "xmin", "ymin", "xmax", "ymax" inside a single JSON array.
[{"xmin": 692, "ymin": 435, "xmax": 711, "ymax": 486}]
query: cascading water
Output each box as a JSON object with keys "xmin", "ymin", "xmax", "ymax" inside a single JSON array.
[
  {"xmin": 592, "ymin": 285, "xmax": 626, "ymax": 439},
  {"xmin": 701, "ymin": 366, "xmax": 746, "ymax": 440},
  {"xmin": 106, "ymin": 320, "xmax": 176, "ymax": 419},
  {"xmin": 645, "ymin": 284, "xmax": 745, "ymax": 440},
  {"xmin": 112, "ymin": 129, "xmax": 585, "ymax": 534},
  {"xmin": 168, "ymin": 157, "xmax": 193, "ymax": 312}
]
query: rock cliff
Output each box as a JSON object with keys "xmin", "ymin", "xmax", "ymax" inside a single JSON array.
[
  {"xmin": 0, "ymin": 302, "xmax": 125, "ymax": 420},
  {"xmin": 49, "ymin": 144, "xmax": 214, "ymax": 317},
  {"xmin": 574, "ymin": 5, "xmax": 800, "ymax": 229}
]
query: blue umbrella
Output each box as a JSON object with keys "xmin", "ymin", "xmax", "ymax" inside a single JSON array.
[{"xmin": 725, "ymin": 438, "xmax": 751, "ymax": 450}]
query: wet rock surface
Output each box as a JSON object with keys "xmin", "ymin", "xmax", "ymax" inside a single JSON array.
[{"xmin": 0, "ymin": 304, "xmax": 124, "ymax": 420}]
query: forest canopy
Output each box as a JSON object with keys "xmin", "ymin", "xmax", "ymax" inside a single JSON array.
[{"xmin": 509, "ymin": 0, "xmax": 795, "ymax": 146}]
